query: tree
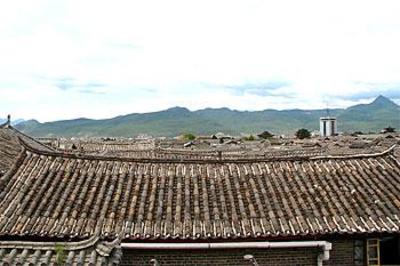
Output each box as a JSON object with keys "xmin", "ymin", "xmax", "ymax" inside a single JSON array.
[
  {"xmin": 243, "ymin": 135, "xmax": 256, "ymax": 141},
  {"xmin": 182, "ymin": 133, "xmax": 196, "ymax": 141},
  {"xmin": 257, "ymin": 131, "xmax": 274, "ymax": 139},
  {"xmin": 295, "ymin": 128, "xmax": 311, "ymax": 139}
]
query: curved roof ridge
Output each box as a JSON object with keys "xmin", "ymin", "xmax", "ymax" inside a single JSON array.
[
  {"xmin": 0, "ymin": 122, "xmax": 9, "ymax": 129},
  {"xmin": 18, "ymin": 138, "xmax": 318, "ymax": 163},
  {"xmin": 8, "ymin": 125, "xmax": 55, "ymax": 152},
  {"xmin": 0, "ymin": 234, "xmax": 100, "ymax": 250},
  {"xmin": 0, "ymin": 115, "xmax": 11, "ymax": 128},
  {"xmin": 19, "ymin": 137, "xmax": 398, "ymax": 163},
  {"xmin": 310, "ymin": 144, "xmax": 397, "ymax": 160}
]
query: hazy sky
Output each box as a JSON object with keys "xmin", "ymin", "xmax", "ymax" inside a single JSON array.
[{"xmin": 1, "ymin": 0, "xmax": 400, "ymax": 122}]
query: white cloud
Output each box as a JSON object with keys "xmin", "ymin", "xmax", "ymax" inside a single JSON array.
[{"xmin": 0, "ymin": 0, "xmax": 400, "ymax": 121}]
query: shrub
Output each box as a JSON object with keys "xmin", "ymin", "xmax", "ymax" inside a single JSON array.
[
  {"xmin": 182, "ymin": 133, "xmax": 196, "ymax": 140},
  {"xmin": 243, "ymin": 135, "xmax": 256, "ymax": 141}
]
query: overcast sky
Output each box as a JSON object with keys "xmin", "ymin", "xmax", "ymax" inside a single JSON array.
[{"xmin": 1, "ymin": 0, "xmax": 400, "ymax": 122}]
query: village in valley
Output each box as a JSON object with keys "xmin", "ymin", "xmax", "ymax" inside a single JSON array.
[
  {"xmin": 0, "ymin": 105, "xmax": 399, "ymax": 265},
  {"xmin": 34, "ymin": 114, "xmax": 400, "ymax": 161}
]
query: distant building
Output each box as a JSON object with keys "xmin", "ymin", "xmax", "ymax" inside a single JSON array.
[
  {"xmin": 320, "ymin": 117, "xmax": 337, "ymax": 137},
  {"xmin": 381, "ymin": 126, "xmax": 396, "ymax": 134}
]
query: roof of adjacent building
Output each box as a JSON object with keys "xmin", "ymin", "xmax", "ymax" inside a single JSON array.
[
  {"xmin": 0, "ymin": 236, "xmax": 121, "ymax": 265},
  {"xmin": 0, "ymin": 136, "xmax": 399, "ymax": 241}
]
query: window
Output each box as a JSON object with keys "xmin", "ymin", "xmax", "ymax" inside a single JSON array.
[
  {"xmin": 366, "ymin": 237, "xmax": 400, "ymax": 266},
  {"xmin": 354, "ymin": 240, "xmax": 364, "ymax": 266},
  {"xmin": 367, "ymin": 239, "xmax": 380, "ymax": 266}
]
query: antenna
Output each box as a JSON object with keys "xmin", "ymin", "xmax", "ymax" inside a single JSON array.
[{"xmin": 325, "ymin": 101, "xmax": 330, "ymax": 117}]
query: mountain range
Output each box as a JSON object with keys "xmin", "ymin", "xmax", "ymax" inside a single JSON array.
[
  {"xmin": 0, "ymin": 118, "xmax": 25, "ymax": 126},
  {"xmin": 12, "ymin": 95, "xmax": 400, "ymax": 137}
]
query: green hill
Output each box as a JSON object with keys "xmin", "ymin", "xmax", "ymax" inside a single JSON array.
[{"xmin": 15, "ymin": 96, "xmax": 400, "ymax": 137}]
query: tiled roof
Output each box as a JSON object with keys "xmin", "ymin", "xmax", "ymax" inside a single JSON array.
[
  {"xmin": 4, "ymin": 126, "xmax": 55, "ymax": 153},
  {"xmin": 0, "ymin": 128, "xmax": 22, "ymax": 175},
  {"xmin": 0, "ymin": 236, "xmax": 121, "ymax": 265},
  {"xmin": 0, "ymin": 125, "xmax": 54, "ymax": 175},
  {"xmin": 61, "ymin": 143, "xmax": 326, "ymax": 161},
  {"xmin": 0, "ymin": 140, "xmax": 399, "ymax": 241}
]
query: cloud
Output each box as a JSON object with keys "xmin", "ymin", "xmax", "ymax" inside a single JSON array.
[
  {"xmin": 52, "ymin": 77, "xmax": 107, "ymax": 93},
  {"xmin": 54, "ymin": 78, "xmax": 75, "ymax": 91},
  {"xmin": 79, "ymin": 89, "xmax": 107, "ymax": 95},
  {"xmin": 1, "ymin": 0, "xmax": 400, "ymax": 121},
  {"xmin": 107, "ymin": 42, "xmax": 143, "ymax": 50},
  {"xmin": 338, "ymin": 82, "xmax": 400, "ymax": 101},
  {"xmin": 222, "ymin": 80, "xmax": 292, "ymax": 97},
  {"xmin": 198, "ymin": 80, "xmax": 293, "ymax": 98}
]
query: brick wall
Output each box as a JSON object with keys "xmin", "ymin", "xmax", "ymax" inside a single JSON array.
[
  {"xmin": 325, "ymin": 239, "xmax": 356, "ymax": 266},
  {"xmin": 120, "ymin": 239, "xmax": 358, "ymax": 266}
]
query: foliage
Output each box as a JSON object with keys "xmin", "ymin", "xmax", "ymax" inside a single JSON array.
[
  {"xmin": 295, "ymin": 128, "xmax": 311, "ymax": 139},
  {"xmin": 257, "ymin": 130, "xmax": 274, "ymax": 139},
  {"xmin": 182, "ymin": 133, "xmax": 196, "ymax": 141},
  {"xmin": 243, "ymin": 135, "xmax": 256, "ymax": 141},
  {"xmin": 55, "ymin": 243, "xmax": 66, "ymax": 265}
]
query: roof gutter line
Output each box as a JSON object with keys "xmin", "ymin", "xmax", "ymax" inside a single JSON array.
[{"xmin": 121, "ymin": 240, "xmax": 332, "ymax": 265}]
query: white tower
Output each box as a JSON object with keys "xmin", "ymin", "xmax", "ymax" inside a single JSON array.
[{"xmin": 320, "ymin": 117, "xmax": 337, "ymax": 137}]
